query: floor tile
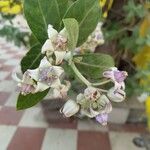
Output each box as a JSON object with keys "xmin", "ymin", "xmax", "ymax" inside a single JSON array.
[
  {"xmin": 0, "ymin": 80, "xmax": 16, "ymax": 92},
  {"xmin": 19, "ymin": 107, "xmax": 48, "ymax": 128},
  {"xmin": 109, "ymin": 131, "xmax": 146, "ymax": 150},
  {"xmin": 4, "ymin": 59, "xmax": 20, "ymax": 66},
  {"xmin": 78, "ymin": 131, "xmax": 111, "ymax": 150},
  {"xmin": 0, "ymin": 72, "xmax": 10, "ymax": 80},
  {"xmin": 8, "ymin": 127, "xmax": 46, "ymax": 150},
  {"xmin": 5, "ymin": 92, "xmax": 19, "ymax": 107},
  {"xmin": 0, "ymin": 125, "xmax": 17, "ymax": 150},
  {"xmin": 78, "ymin": 119, "xmax": 108, "ymax": 132},
  {"xmin": 42, "ymin": 128, "xmax": 77, "ymax": 150},
  {"xmin": 0, "ymin": 92, "xmax": 11, "ymax": 105},
  {"xmin": 109, "ymin": 123, "xmax": 147, "ymax": 133},
  {"xmin": 0, "ymin": 107, "xmax": 24, "ymax": 125}
]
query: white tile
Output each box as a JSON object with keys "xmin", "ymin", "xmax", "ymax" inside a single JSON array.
[
  {"xmin": 42, "ymin": 128, "xmax": 77, "ymax": 150},
  {"xmin": 19, "ymin": 107, "xmax": 48, "ymax": 128},
  {"xmin": 0, "ymin": 50, "xmax": 6, "ymax": 55},
  {"xmin": 4, "ymin": 59, "xmax": 20, "ymax": 66},
  {"xmin": 0, "ymin": 53, "xmax": 13, "ymax": 59},
  {"xmin": 5, "ymin": 92, "xmax": 19, "ymax": 107},
  {"xmin": 78, "ymin": 119, "xmax": 108, "ymax": 132},
  {"xmin": 0, "ymin": 80, "xmax": 16, "ymax": 92},
  {"xmin": 0, "ymin": 72, "xmax": 9, "ymax": 80},
  {"xmin": 109, "ymin": 132, "xmax": 146, "ymax": 150},
  {"xmin": 108, "ymin": 108, "xmax": 129, "ymax": 124},
  {"xmin": 0, "ymin": 125, "xmax": 17, "ymax": 150}
]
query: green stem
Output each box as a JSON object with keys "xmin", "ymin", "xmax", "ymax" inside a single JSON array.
[
  {"xmin": 70, "ymin": 62, "xmax": 91, "ymax": 86},
  {"xmin": 92, "ymin": 79, "xmax": 111, "ymax": 86}
]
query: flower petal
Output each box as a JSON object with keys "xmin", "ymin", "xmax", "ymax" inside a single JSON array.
[
  {"xmin": 59, "ymin": 28, "xmax": 68, "ymax": 39},
  {"xmin": 35, "ymin": 82, "xmax": 49, "ymax": 92},
  {"xmin": 52, "ymin": 66, "xmax": 64, "ymax": 77},
  {"xmin": 27, "ymin": 68, "xmax": 39, "ymax": 81},
  {"xmin": 39, "ymin": 57, "xmax": 52, "ymax": 68},
  {"xmin": 41, "ymin": 39, "xmax": 54, "ymax": 54},
  {"xmin": 54, "ymin": 51, "xmax": 66, "ymax": 65},
  {"xmin": 48, "ymin": 24, "xmax": 58, "ymax": 41}
]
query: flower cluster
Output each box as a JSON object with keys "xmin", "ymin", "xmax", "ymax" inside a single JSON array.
[
  {"xmin": 76, "ymin": 22, "xmax": 104, "ymax": 53},
  {"xmin": 61, "ymin": 67, "xmax": 128, "ymax": 126},
  {"xmin": 13, "ymin": 24, "xmax": 70, "ymax": 97},
  {"xmin": 13, "ymin": 22, "xmax": 127, "ymax": 126}
]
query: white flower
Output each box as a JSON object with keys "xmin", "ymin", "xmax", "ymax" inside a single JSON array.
[
  {"xmin": 42, "ymin": 24, "xmax": 68, "ymax": 65},
  {"xmin": 107, "ymin": 87, "xmax": 126, "ymax": 102},
  {"xmin": 27, "ymin": 57, "xmax": 64, "ymax": 92},
  {"xmin": 103, "ymin": 67, "xmax": 128, "ymax": 90},
  {"xmin": 77, "ymin": 91, "xmax": 112, "ymax": 118},
  {"xmin": 84, "ymin": 86, "xmax": 101, "ymax": 101},
  {"xmin": 49, "ymin": 81, "xmax": 71, "ymax": 99},
  {"xmin": 12, "ymin": 71, "xmax": 36, "ymax": 95},
  {"xmin": 60, "ymin": 100, "xmax": 80, "ymax": 117}
]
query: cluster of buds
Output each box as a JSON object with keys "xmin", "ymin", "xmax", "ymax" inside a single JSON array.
[
  {"xmin": 75, "ymin": 22, "xmax": 104, "ymax": 53},
  {"xmin": 61, "ymin": 67, "xmax": 128, "ymax": 126}
]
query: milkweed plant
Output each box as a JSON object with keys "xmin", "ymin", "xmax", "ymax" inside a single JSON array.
[{"xmin": 13, "ymin": 0, "xmax": 128, "ymax": 126}]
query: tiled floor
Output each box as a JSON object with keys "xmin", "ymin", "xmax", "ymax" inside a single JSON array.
[{"xmin": 0, "ymin": 38, "xmax": 148, "ymax": 150}]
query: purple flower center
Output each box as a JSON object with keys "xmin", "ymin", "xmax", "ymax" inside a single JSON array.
[
  {"xmin": 39, "ymin": 67, "xmax": 58, "ymax": 85},
  {"xmin": 114, "ymin": 71, "xmax": 127, "ymax": 83}
]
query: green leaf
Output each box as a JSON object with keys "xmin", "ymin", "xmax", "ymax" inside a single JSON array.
[
  {"xmin": 24, "ymin": 0, "xmax": 69, "ymax": 44},
  {"xmin": 74, "ymin": 53, "xmax": 115, "ymax": 79},
  {"xmin": 65, "ymin": 0, "xmax": 100, "ymax": 46},
  {"xmin": 63, "ymin": 18, "xmax": 79, "ymax": 51},
  {"xmin": 17, "ymin": 89, "xmax": 49, "ymax": 110},
  {"xmin": 21, "ymin": 44, "xmax": 44, "ymax": 73}
]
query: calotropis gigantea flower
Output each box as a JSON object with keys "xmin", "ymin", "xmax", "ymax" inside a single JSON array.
[
  {"xmin": 107, "ymin": 87, "xmax": 126, "ymax": 102},
  {"xmin": 77, "ymin": 87, "xmax": 112, "ymax": 118},
  {"xmin": 12, "ymin": 71, "xmax": 36, "ymax": 95},
  {"xmin": 41, "ymin": 24, "xmax": 68, "ymax": 65},
  {"xmin": 103, "ymin": 67, "xmax": 128, "ymax": 90},
  {"xmin": 60, "ymin": 100, "xmax": 80, "ymax": 117},
  {"xmin": 27, "ymin": 57, "xmax": 64, "ymax": 92},
  {"xmin": 49, "ymin": 81, "xmax": 71, "ymax": 99}
]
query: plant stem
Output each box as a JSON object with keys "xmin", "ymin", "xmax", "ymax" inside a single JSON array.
[
  {"xmin": 70, "ymin": 62, "xmax": 91, "ymax": 86},
  {"xmin": 92, "ymin": 79, "xmax": 111, "ymax": 86}
]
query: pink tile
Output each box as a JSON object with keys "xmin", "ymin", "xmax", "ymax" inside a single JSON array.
[
  {"xmin": 1, "ymin": 65, "xmax": 14, "ymax": 72},
  {"xmin": 8, "ymin": 127, "xmax": 46, "ymax": 150},
  {"xmin": 0, "ymin": 59, "xmax": 6, "ymax": 64},
  {"xmin": 5, "ymin": 73, "xmax": 12, "ymax": 80},
  {"xmin": 77, "ymin": 131, "xmax": 111, "ymax": 150},
  {"xmin": 0, "ymin": 107, "xmax": 24, "ymax": 125},
  {"xmin": 0, "ymin": 92, "xmax": 11, "ymax": 105}
]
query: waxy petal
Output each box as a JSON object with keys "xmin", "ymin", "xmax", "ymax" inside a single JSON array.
[
  {"xmin": 39, "ymin": 56, "xmax": 52, "ymax": 68},
  {"xmin": 54, "ymin": 51, "xmax": 66, "ymax": 65},
  {"xmin": 48, "ymin": 24, "xmax": 58, "ymax": 41},
  {"xmin": 41, "ymin": 39, "xmax": 54, "ymax": 54}
]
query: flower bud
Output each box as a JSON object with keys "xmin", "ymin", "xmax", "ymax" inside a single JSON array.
[
  {"xmin": 60, "ymin": 100, "xmax": 79, "ymax": 117},
  {"xmin": 95, "ymin": 113, "xmax": 108, "ymax": 126},
  {"xmin": 107, "ymin": 87, "xmax": 126, "ymax": 102}
]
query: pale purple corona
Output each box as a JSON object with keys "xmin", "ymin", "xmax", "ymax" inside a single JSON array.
[
  {"xmin": 103, "ymin": 67, "xmax": 128, "ymax": 84},
  {"xmin": 20, "ymin": 84, "xmax": 35, "ymax": 95},
  {"xmin": 55, "ymin": 34, "xmax": 67, "ymax": 50},
  {"xmin": 39, "ymin": 67, "xmax": 58, "ymax": 86},
  {"xmin": 114, "ymin": 70, "xmax": 128, "ymax": 83},
  {"xmin": 96, "ymin": 113, "xmax": 108, "ymax": 126}
]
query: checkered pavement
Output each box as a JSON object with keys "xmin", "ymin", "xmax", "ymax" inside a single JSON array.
[{"xmin": 0, "ymin": 38, "xmax": 147, "ymax": 150}]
